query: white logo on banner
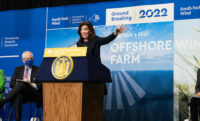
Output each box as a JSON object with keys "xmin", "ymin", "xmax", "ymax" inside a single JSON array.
[
  {"xmin": 88, "ymin": 14, "xmax": 100, "ymax": 22},
  {"xmin": 1, "ymin": 36, "xmax": 20, "ymax": 47},
  {"xmin": 51, "ymin": 16, "xmax": 69, "ymax": 25},
  {"xmin": 106, "ymin": 3, "xmax": 174, "ymax": 25}
]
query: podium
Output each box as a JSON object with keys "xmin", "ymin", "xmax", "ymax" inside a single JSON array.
[{"xmin": 35, "ymin": 56, "xmax": 112, "ymax": 121}]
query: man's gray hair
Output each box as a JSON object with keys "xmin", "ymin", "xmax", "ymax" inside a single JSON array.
[{"xmin": 22, "ymin": 51, "xmax": 33, "ymax": 59}]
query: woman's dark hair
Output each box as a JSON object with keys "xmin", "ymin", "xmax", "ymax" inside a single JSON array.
[{"xmin": 78, "ymin": 21, "xmax": 96, "ymax": 42}]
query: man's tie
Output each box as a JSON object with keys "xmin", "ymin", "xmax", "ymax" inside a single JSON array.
[{"xmin": 24, "ymin": 68, "xmax": 29, "ymax": 79}]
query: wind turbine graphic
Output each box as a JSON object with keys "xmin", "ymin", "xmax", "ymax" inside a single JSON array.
[{"xmin": 105, "ymin": 69, "xmax": 146, "ymax": 110}]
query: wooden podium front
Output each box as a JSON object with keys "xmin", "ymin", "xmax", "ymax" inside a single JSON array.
[
  {"xmin": 35, "ymin": 55, "xmax": 112, "ymax": 121},
  {"xmin": 42, "ymin": 82, "xmax": 105, "ymax": 121},
  {"xmin": 43, "ymin": 82, "xmax": 83, "ymax": 121}
]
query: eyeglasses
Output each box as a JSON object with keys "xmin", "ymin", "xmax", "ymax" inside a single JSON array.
[{"xmin": 24, "ymin": 57, "xmax": 33, "ymax": 60}]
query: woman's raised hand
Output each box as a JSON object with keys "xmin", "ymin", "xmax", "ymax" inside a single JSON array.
[{"xmin": 114, "ymin": 24, "xmax": 127, "ymax": 35}]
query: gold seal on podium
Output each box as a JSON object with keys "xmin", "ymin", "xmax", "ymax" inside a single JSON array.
[{"xmin": 51, "ymin": 56, "xmax": 74, "ymax": 80}]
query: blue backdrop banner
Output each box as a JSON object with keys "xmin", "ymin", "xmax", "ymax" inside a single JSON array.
[{"xmin": 0, "ymin": 8, "xmax": 46, "ymax": 120}]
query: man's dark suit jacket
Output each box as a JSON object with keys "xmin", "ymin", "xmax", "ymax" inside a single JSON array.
[
  {"xmin": 195, "ymin": 69, "xmax": 200, "ymax": 93},
  {"xmin": 10, "ymin": 65, "xmax": 42, "ymax": 91}
]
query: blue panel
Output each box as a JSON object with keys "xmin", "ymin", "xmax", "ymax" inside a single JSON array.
[
  {"xmin": 174, "ymin": 0, "xmax": 200, "ymax": 20},
  {"xmin": 0, "ymin": 8, "xmax": 46, "ymax": 121}
]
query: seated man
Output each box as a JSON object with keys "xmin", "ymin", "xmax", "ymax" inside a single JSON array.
[
  {"xmin": 190, "ymin": 69, "xmax": 200, "ymax": 121},
  {"xmin": 0, "ymin": 51, "xmax": 42, "ymax": 121},
  {"xmin": 0, "ymin": 69, "xmax": 5, "ymax": 100}
]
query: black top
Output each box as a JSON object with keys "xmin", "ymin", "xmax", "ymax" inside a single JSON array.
[
  {"xmin": 76, "ymin": 33, "xmax": 117, "ymax": 62},
  {"xmin": 196, "ymin": 69, "xmax": 200, "ymax": 93}
]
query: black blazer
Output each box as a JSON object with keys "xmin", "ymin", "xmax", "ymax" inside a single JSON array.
[
  {"xmin": 10, "ymin": 65, "xmax": 41, "ymax": 90},
  {"xmin": 77, "ymin": 33, "xmax": 117, "ymax": 62},
  {"xmin": 196, "ymin": 69, "xmax": 200, "ymax": 93},
  {"xmin": 77, "ymin": 33, "xmax": 117, "ymax": 95}
]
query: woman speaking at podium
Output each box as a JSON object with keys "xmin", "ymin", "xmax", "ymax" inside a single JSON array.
[
  {"xmin": 76, "ymin": 21, "xmax": 126, "ymax": 121},
  {"xmin": 77, "ymin": 21, "xmax": 126, "ymax": 62}
]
